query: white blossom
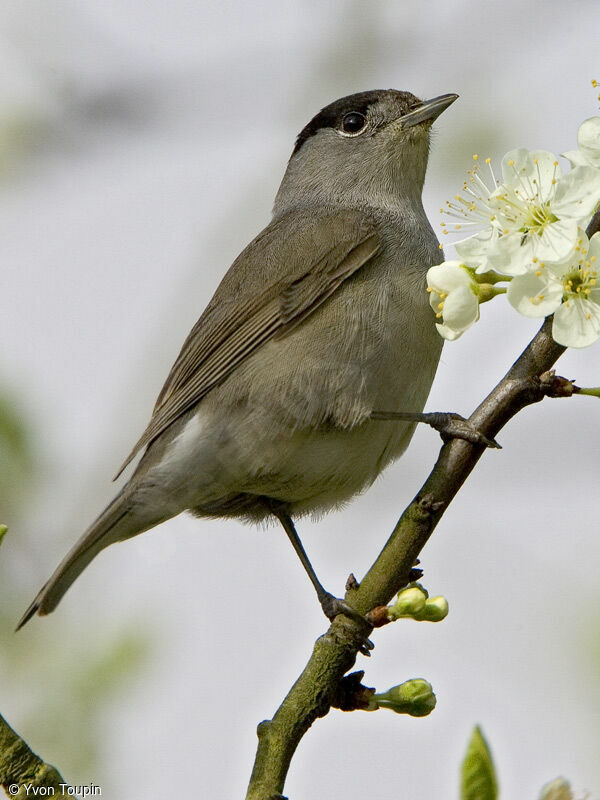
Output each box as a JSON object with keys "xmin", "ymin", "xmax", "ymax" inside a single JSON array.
[
  {"xmin": 426, "ymin": 262, "xmax": 480, "ymax": 340},
  {"xmin": 563, "ymin": 116, "xmax": 600, "ymax": 169},
  {"xmin": 455, "ymin": 226, "xmax": 500, "ymax": 273},
  {"xmin": 486, "ymin": 149, "xmax": 600, "ymax": 274},
  {"xmin": 507, "ymin": 231, "xmax": 600, "ymax": 347},
  {"xmin": 442, "ymin": 149, "xmax": 600, "ymax": 277}
]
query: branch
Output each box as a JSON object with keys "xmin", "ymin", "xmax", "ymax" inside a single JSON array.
[
  {"xmin": 0, "ymin": 712, "xmax": 72, "ymax": 798},
  {"xmin": 245, "ymin": 210, "xmax": 600, "ymax": 800}
]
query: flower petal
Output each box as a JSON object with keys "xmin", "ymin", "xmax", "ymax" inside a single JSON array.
[
  {"xmin": 507, "ymin": 272, "xmax": 562, "ymax": 318},
  {"xmin": 561, "ymin": 149, "xmax": 590, "ymax": 168},
  {"xmin": 435, "ymin": 322, "xmax": 462, "ymax": 341},
  {"xmin": 426, "ymin": 262, "xmax": 472, "ymax": 293},
  {"xmin": 487, "ymin": 232, "xmax": 534, "ymax": 276},
  {"xmin": 455, "ymin": 228, "xmax": 499, "ymax": 272},
  {"xmin": 535, "ymin": 217, "xmax": 578, "ymax": 262},
  {"xmin": 577, "ymin": 116, "xmax": 600, "ymax": 168},
  {"xmin": 500, "ymin": 148, "xmax": 532, "ymax": 185},
  {"xmin": 552, "ymin": 166, "xmax": 600, "ymax": 222},
  {"xmin": 523, "ymin": 150, "xmax": 562, "ymax": 200},
  {"xmin": 441, "ymin": 285, "xmax": 480, "ymax": 330},
  {"xmin": 500, "ymin": 149, "xmax": 560, "ymax": 201},
  {"xmin": 552, "ymin": 297, "xmax": 600, "ymax": 347},
  {"xmin": 587, "ymin": 231, "xmax": 600, "ymax": 262}
]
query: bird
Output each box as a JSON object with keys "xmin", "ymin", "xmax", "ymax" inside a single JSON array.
[{"xmin": 17, "ymin": 88, "xmax": 459, "ymax": 631}]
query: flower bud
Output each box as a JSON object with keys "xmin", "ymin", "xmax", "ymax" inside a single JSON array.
[
  {"xmin": 388, "ymin": 584, "xmax": 449, "ymax": 622},
  {"xmin": 373, "ymin": 678, "xmax": 436, "ymax": 717},
  {"xmin": 538, "ymin": 778, "xmax": 573, "ymax": 800},
  {"xmin": 387, "ymin": 584, "xmax": 428, "ymax": 620},
  {"xmin": 421, "ymin": 595, "xmax": 449, "ymax": 622}
]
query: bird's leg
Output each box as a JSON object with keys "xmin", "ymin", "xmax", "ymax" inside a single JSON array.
[
  {"xmin": 263, "ymin": 498, "xmax": 373, "ymax": 650},
  {"xmin": 370, "ymin": 411, "xmax": 501, "ymax": 449}
]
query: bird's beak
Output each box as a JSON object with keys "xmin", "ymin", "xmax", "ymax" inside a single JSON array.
[{"xmin": 400, "ymin": 93, "xmax": 459, "ymax": 128}]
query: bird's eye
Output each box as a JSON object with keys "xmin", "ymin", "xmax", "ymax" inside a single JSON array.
[{"xmin": 341, "ymin": 112, "xmax": 367, "ymax": 135}]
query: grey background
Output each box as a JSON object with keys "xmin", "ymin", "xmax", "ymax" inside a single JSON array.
[{"xmin": 1, "ymin": 1, "xmax": 599, "ymax": 797}]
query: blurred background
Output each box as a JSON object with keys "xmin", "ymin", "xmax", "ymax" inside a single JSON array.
[{"xmin": 1, "ymin": 1, "xmax": 599, "ymax": 797}]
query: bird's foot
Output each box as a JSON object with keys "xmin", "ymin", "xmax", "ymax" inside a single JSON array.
[
  {"xmin": 423, "ymin": 412, "xmax": 501, "ymax": 448},
  {"xmin": 371, "ymin": 410, "xmax": 500, "ymax": 449},
  {"xmin": 318, "ymin": 591, "xmax": 375, "ymax": 656}
]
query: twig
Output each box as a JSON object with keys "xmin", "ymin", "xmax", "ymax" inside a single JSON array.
[{"xmin": 0, "ymin": 712, "xmax": 72, "ymax": 799}]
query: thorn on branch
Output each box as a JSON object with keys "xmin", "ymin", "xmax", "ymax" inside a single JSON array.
[{"xmin": 345, "ymin": 573, "xmax": 360, "ymax": 591}]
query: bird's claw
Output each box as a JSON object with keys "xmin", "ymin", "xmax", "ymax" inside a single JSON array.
[
  {"xmin": 319, "ymin": 592, "xmax": 374, "ymax": 655},
  {"xmin": 427, "ymin": 412, "xmax": 501, "ymax": 449}
]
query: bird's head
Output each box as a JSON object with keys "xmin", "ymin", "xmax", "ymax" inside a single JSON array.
[{"xmin": 274, "ymin": 89, "xmax": 458, "ymax": 216}]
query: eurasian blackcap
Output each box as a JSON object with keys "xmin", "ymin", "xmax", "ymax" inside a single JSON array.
[{"xmin": 18, "ymin": 89, "xmax": 458, "ymax": 629}]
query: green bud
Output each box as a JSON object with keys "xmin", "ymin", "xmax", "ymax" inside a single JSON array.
[
  {"xmin": 538, "ymin": 778, "xmax": 573, "ymax": 800},
  {"xmin": 388, "ymin": 584, "xmax": 449, "ymax": 622},
  {"xmin": 0, "ymin": 525, "xmax": 7, "ymax": 549},
  {"xmin": 421, "ymin": 595, "xmax": 449, "ymax": 622},
  {"xmin": 388, "ymin": 583, "xmax": 428, "ymax": 620},
  {"xmin": 373, "ymin": 678, "xmax": 436, "ymax": 717}
]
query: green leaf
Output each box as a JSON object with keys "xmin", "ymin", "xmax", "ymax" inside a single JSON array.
[
  {"xmin": 0, "ymin": 525, "xmax": 6, "ymax": 548},
  {"xmin": 460, "ymin": 726, "xmax": 498, "ymax": 800}
]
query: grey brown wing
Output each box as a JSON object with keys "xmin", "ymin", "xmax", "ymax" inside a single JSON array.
[{"xmin": 114, "ymin": 208, "xmax": 380, "ymax": 478}]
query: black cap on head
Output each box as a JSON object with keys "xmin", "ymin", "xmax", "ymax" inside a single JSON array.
[{"xmin": 292, "ymin": 89, "xmax": 420, "ymax": 156}]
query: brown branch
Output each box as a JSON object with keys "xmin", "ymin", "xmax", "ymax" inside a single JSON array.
[{"xmin": 246, "ymin": 210, "xmax": 600, "ymax": 800}]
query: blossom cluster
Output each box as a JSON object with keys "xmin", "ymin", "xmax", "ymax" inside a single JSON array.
[{"xmin": 427, "ymin": 99, "xmax": 600, "ymax": 348}]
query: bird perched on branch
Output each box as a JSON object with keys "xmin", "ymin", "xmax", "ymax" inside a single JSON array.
[{"xmin": 18, "ymin": 89, "xmax": 459, "ymax": 630}]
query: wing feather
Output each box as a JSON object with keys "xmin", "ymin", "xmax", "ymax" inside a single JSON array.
[{"xmin": 114, "ymin": 209, "xmax": 380, "ymax": 478}]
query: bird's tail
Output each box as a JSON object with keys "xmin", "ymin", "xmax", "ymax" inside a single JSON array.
[{"xmin": 16, "ymin": 489, "xmax": 165, "ymax": 630}]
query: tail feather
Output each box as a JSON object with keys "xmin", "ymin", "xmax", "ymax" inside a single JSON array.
[{"xmin": 16, "ymin": 490, "xmax": 155, "ymax": 630}]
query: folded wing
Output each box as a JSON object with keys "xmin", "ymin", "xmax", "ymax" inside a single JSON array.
[{"xmin": 115, "ymin": 208, "xmax": 380, "ymax": 477}]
